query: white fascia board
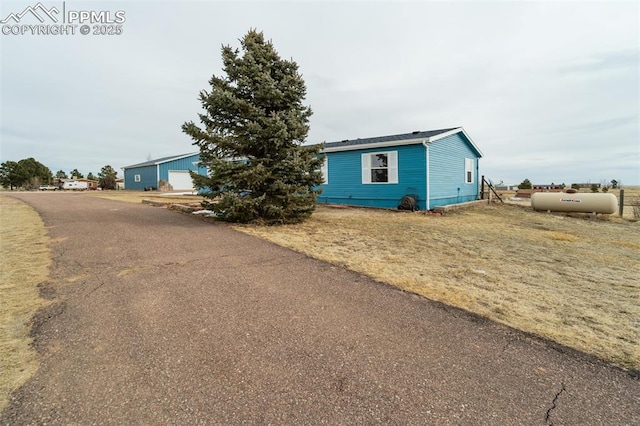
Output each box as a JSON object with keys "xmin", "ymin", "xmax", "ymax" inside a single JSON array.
[
  {"xmin": 427, "ymin": 128, "xmax": 463, "ymax": 142},
  {"xmin": 429, "ymin": 127, "xmax": 484, "ymax": 157},
  {"xmin": 321, "ymin": 138, "xmax": 426, "ymax": 153},
  {"xmin": 459, "ymin": 128, "xmax": 484, "ymax": 157}
]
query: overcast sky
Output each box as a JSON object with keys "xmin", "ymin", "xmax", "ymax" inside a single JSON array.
[{"xmin": 1, "ymin": 0, "xmax": 638, "ymax": 185}]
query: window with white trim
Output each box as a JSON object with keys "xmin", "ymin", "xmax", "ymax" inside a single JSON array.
[
  {"xmin": 134, "ymin": 174, "xmax": 141, "ymax": 182},
  {"xmin": 465, "ymin": 158, "xmax": 474, "ymax": 184},
  {"xmin": 320, "ymin": 156, "xmax": 328, "ymax": 184},
  {"xmin": 362, "ymin": 151, "xmax": 398, "ymax": 184}
]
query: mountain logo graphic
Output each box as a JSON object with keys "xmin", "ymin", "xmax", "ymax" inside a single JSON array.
[{"xmin": 1, "ymin": 2, "xmax": 60, "ymax": 24}]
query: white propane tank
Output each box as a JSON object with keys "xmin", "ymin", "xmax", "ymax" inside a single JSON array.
[{"xmin": 531, "ymin": 192, "xmax": 617, "ymax": 214}]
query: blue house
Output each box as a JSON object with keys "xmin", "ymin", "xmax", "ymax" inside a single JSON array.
[
  {"xmin": 122, "ymin": 153, "xmax": 207, "ymax": 191},
  {"xmin": 318, "ymin": 127, "xmax": 483, "ymax": 210}
]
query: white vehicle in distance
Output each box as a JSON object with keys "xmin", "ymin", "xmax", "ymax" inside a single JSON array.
[{"xmin": 39, "ymin": 185, "xmax": 59, "ymax": 191}]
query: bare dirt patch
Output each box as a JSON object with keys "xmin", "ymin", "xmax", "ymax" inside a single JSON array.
[
  {"xmin": 236, "ymin": 203, "xmax": 640, "ymax": 370},
  {"xmin": 0, "ymin": 195, "xmax": 50, "ymax": 411}
]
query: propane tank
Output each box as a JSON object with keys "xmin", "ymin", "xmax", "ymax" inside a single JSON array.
[{"xmin": 531, "ymin": 192, "xmax": 617, "ymax": 214}]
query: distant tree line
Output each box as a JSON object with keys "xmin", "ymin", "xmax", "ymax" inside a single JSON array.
[
  {"xmin": 0, "ymin": 158, "xmax": 119, "ymax": 190},
  {"xmin": 517, "ymin": 178, "xmax": 622, "ymax": 192}
]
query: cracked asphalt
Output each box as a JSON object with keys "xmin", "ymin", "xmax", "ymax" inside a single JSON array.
[{"xmin": 2, "ymin": 193, "xmax": 638, "ymax": 425}]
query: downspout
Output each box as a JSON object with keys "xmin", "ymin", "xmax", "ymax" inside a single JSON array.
[
  {"xmin": 423, "ymin": 140, "xmax": 430, "ymax": 210},
  {"xmin": 476, "ymin": 158, "xmax": 480, "ymax": 199}
]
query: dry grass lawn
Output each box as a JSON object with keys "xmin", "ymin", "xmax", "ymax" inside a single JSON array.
[
  {"xmin": 236, "ymin": 203, "xmax": 640, "ymax": 370},
  {"xmin": 0, "ymin": 195, "xmax": 50, "ymax": 411}
]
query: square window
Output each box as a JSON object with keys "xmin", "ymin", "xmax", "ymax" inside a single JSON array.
[{"xmin": 134, "ymin": 174, "xmax": 141, "ymax": 182}]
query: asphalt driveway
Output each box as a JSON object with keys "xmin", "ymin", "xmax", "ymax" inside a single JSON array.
[{"xmin": 2, "ymin": 193, "xmax": 638, "ymax": 425}]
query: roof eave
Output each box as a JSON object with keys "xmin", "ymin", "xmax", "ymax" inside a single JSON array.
[
  {"xmin": 321, "ymin": 128, "xmax": 483, "ymax": 156},
  {"xmin": 154, "ymin": 152, "xmax": 199, "ymax": 165},
  {"xmin": 321, "ymin": 137, "xmax": 427, "ymax": 153},
  {"xmin": 122, "ymin": 152, "xmax": 200, "ymax": 169}
]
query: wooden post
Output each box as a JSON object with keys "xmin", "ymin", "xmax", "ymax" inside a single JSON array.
[
  {"xmin": 481, "ymin": 175, "xmax": 485, "ymax": 200},
  {"xmin": 619, "ymin": 189, "xmax": 625, "ymax": 217}
]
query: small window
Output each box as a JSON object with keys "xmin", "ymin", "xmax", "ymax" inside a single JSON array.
[
  {"xmin": 134, "ymin": 174, "xmax": 141, "ymax": 182},
  {"xmin": 362, "ymin": 151, "xmax": 398, "ymax": 184},
  {"xmin": 320, "ymin": 156, "xmax": 328, "ymax": 184},
  {"xmin": 465, "ymin": 158, "xmax": 474, "ymax": 184}
]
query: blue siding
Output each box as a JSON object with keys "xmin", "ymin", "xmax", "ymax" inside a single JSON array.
[
  {"xmin": 158, "ymin": 154, "xmax": 206, "ymax": 181},
  {"xmin": 319, "ymin": 131, "xmax": 481, "ymax": 210},
  {"xmin": 124, "ymin": 165, "xmax": 157, "ymax": 190},
  {"xmin": 319, "ymin": 143, "xmax": 427, "ymax": 210},
  {"xmin": 428, "ymin": 133, "xmax": 479, "ymax": 208},
  {"xmin": 123, "ymin": 154, "xmax": 207, "ymax": 190}
]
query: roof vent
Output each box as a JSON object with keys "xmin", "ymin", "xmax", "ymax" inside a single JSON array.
[
  {"xmin": 412, "ymin": 130, "xmax": 421, "ymax": 134},
  {"xmin": 341, "ymin": 139, "xmax": 349, "ymax": 142}
]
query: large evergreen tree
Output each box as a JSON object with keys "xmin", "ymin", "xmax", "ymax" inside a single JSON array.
[{"xmin": 182, "ymin": 29, "xmax": 323, "ymax": 224}]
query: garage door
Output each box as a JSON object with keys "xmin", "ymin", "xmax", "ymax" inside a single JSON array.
[{"xmin": 168, "ymin": 171, "xmax": 194, "ymax": 191}]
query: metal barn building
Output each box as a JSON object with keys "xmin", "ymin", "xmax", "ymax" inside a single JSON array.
[{"xmin": 122, "ymin": 153, "xmax": 207, "ymax": 191}]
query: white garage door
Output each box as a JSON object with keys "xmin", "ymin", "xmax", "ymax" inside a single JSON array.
[{"xmin": 168, "ymin": 171, "xmax": 194, "ymax": 191}]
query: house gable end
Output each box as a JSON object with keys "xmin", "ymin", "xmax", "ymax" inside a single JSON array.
[
  {"xmin": 430, "ymin": 128, "xmax": 483, "ymax": 158},
  {"xmin": 427, "ymin": 132, "xmax": 481, "ymax": 207}
]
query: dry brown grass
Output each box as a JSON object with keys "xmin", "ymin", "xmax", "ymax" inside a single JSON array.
[
  {"xmin": 0, "ymin": 195, "xmax": 50, "ymax": 411},
  {"xmin": 236, "ymin": 203, "xmax": 640, "ymax": 370}
]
